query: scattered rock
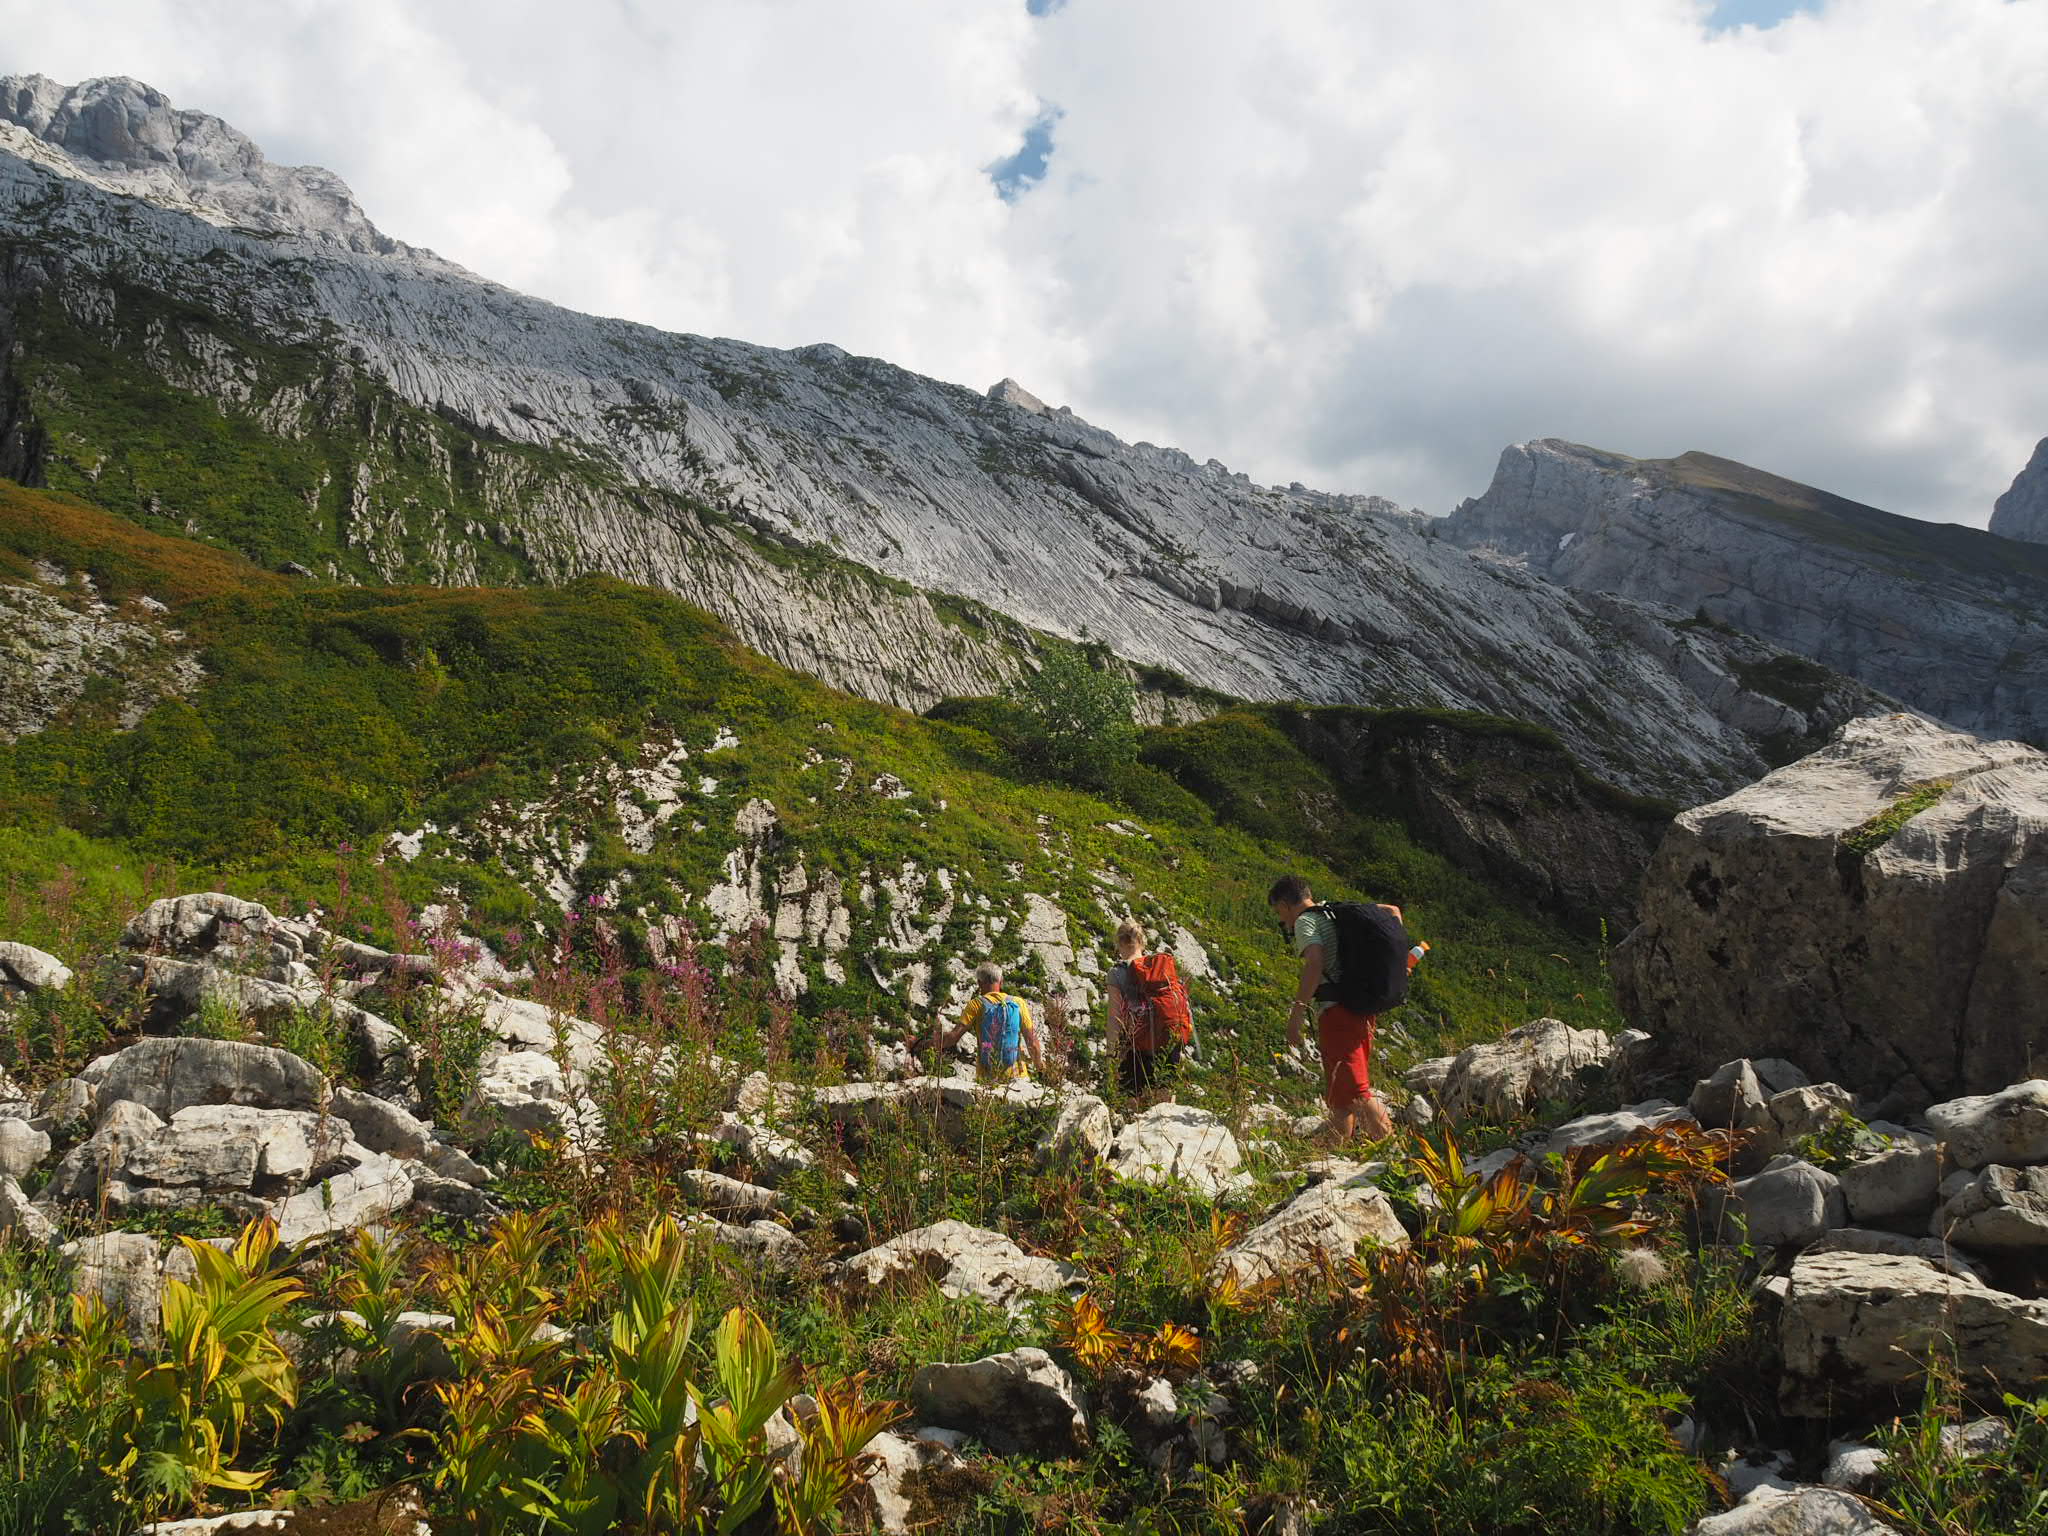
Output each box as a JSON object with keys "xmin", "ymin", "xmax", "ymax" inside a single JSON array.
[
  {"xmin": 1436, "ymin": 1018, "xmax": 1611, "ymax": 1121},
  {"xmin": 1807, "ymin": 1227, "xmax": 1987, "ymax": 1282},
  {"xmin": 680, "ymin": 1168, "xmax": 786, "ymax": 1220},
  {"xmin": 1821, "ymin": 1441, "xmax": 1889, "ymax": 1493},
  {"xmin": 266, "ymin": 1154, "xmax": 415, "ymax": 1247},
  {"xmin": 0, "ymin": 940, "xmax": 72, "ymax": 998},
  {"xmin": 1837, "ymin": 1144, "xmax": 1941, "ymax": 1229},
  {"xmin": 79, "ymin": 1037, "xmax": 327, "ymax": 1120},
  {"xmin": 1037, "ymin": 1092, "xmax": 1114, "ymax": 1167},
  {"xmin": 60, "ymin": 1230, "xmax": 167, "ymax": 1339},
  {"xmin": 861, "ymin": 1429, "xmax": 965, "ymax": 1534},
  {"xmin": 1209, "ymin": 1178, "xmax": 1407, "ymax": 1292},
  {"xmin": 838, "ymin": 1220, "xmax": 1083, "ymax": 1316},
  {"xmin": 1724, "ymin": 1157, "xmax": 1846, "ymax": 1251},
  {"xmin": 1932, "ymin": 1164, "xmax": 2048, "ymax": 1252},
  {"xmin": 1105, "ymin": 1103, "xmax": 1243, "ymax": 1199},
  {"xmin": 0, "ymin": 1174, "xmax": 55, "ymax": 1243},
  {"xmin": 1691, "ymin": 1059, "xmax": 1767, "ymax": 1133},
  {"xmin": 1925, "ymin": 1081, "xmax": 2048, "ymax": 1171},
  {"xmin": 910, "ymin": 1347, "xmax": 1090, "ymax": 1455},
  {"xmin": 1779, "ymin": 1251, "xmax": 2048, "ymax": 1415},
  {"xmin": 330, "ymin": 1085, "xmax": 436, "ymax": 1161},
  {"xmin": 42, "ymin": 1098, "xmax": 166, "ymax": 1203},
  {"xmin": 1689, "ymin": 1485, "xmax": 1902, "ymax": 1534},
  {"xmin": 1543, "ymin": 1099, "xmax": 1694, "ymax": 1156},
  {"xmin": 1744, "ymin": 1084, "xmax": 1857, "ymax": 1167},
  {"xmin": 0, "ymin": 1117, "xmax": 51, "ymax": 1178}
]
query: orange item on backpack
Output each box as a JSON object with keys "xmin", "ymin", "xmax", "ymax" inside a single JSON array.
[{"xmin": 1123, "ymin": 952, "xmax": 1195, "ymax": 1053}]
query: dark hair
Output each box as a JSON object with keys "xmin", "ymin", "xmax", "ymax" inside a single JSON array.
[{"xmin": 1267, "ymin": 874, "xmax": 1312, "ymax": 906}]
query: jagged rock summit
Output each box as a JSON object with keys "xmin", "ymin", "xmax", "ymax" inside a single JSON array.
[
  {"xmin": 0, "ymin": 74, "xmax": 445, "ymax": 264},
  {"xmin": 0, "ymin": 75, "xmax": 1888, "ymax": 798},
  {"xmin": 1441, "ymin": 439, "xmax": 2048, "ymax": 749},
  {"xmin": 1992, "ymin": 435, "xmax": 2048, "ymax": 546}
]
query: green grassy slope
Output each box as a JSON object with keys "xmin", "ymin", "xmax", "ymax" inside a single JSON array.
[{"xmin": 0, "ymin": 482, "xmax": 1620, "ymax": 1075}]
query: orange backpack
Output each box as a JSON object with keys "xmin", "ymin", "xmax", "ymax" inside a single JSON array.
[{"xmin": 1122, "ymin": 952, "xmax": 1195, "ymax": 1053}]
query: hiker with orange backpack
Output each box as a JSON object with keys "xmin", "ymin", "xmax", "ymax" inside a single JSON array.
[
  {"xmin": 934, "ymin": 961, "xmax": 1046, "ymax": 1083},
  {"xmin": 1105, "ymin": 920, "xmax": 1196, "ymax": 1094}
]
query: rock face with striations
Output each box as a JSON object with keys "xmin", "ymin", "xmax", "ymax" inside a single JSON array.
[
  {"xmin": 1617, "ymin": 715, "xmax": 2048, "ymax": 1107},
  {"xmin": 1441, "ymin": 439, "xmax": 2048, "ymax": 750},
  {"xmin": 0, "ymin": 76, "xmax": 1885, "ymax": 799},
  {"xmin": 1991, "ymin": 437, "xmax": 2048, "ymax": 546}
]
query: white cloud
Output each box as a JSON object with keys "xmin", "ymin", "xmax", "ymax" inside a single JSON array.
[{"xmin": 3, "ymin": 0, "xmax": 2045, "ymax": 523}]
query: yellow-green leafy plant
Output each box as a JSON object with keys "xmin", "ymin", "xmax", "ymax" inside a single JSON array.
[{"xmin": 119, "ymin": 1219, "xmax": 305, "ymax": 1512}]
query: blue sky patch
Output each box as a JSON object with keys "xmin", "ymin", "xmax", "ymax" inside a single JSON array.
[
  {"xmin": 989, "ymin": 105, "xmax": 1061, "ymax": 201},
  {"xmin": 1708, "ymin": 0, "xmax": 1819, "ymax": 30}
]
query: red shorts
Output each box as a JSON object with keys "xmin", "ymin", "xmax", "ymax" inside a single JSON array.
[{"xmin": 1317, "ymin": 1005, "xmax": 1376, "ymax": 1112}]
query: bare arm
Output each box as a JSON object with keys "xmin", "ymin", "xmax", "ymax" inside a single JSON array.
[{"xmin": 1287, "ymin": 943, "xmax": 1324, "ymax": 1049}]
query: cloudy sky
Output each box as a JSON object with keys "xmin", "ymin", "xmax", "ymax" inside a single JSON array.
[{"xmin": 7, "ymin": 0, "xmax": 2047, "ymax": 524}]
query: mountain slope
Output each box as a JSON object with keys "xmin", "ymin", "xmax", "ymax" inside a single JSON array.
[
  {"xmin": 1441, "ymin": 439, "xmax": 2048, "ymax": 749},
  {"xmin": 0, "ymin": 75, "xmax": 1882, "ymax": 799},
  {"xmin": 0, "ymin": 479, "xmax": 1638, "ymax": 1071}
]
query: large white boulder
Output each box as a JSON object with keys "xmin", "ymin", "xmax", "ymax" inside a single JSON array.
[
  {"xmin": 1209, "ymin": 1177, "xmax": 1407, "ymax": 1292},
  {"xmin": 1689, "ymin": 1485, "xmax": 1901, "ymax": 1534},
  {"xmin": 837, "ymin": 1220, "xmax": 1083, "ymax": 1316},
  {"xmin": 266, "ymin": 1154, "xmax": 415, "ymax": 1248},
  {"xmin": 1105, "ymin": 1103, "xmax": 1243, "ymax": 1199},
  {"xmin": 0, "ymin": 940, "xmax": 71, "ymax": 998},
  {"xmin": 1925, "ymin": 1081, "xmax": 2048, "ymax": 1170},
  {"xmin": 1618, "ymin": 716, "xmax": 2048, "ymax": 1107},
  {"xmin": 80, "ymin": 1037, "xmax": 328, "ymax": 1119},
  {"xmin": 1779, "ymin": 1250, "xmax": 2048, "ymax": 1415},
  {"xmin": 1437, "ymin": 1018, "xmax": 1611, "ymax": 1121}
]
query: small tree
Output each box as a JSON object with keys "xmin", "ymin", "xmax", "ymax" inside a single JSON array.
[{"xmin": 1007, "ymin": 643, "xmax": 1139, "ymax": 790}]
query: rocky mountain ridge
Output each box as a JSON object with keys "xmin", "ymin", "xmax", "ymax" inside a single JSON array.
[
  {"xmin": 0, "ymin": 75, "xmax": 1886, "ymax": 799},
  {"xmin": 1992, "ymin": 436, "xmax": 2048, "ymax": 545},
  {"xmin": 1442, "ymin": 439, "xmax": 2048, "ymax": 748}
]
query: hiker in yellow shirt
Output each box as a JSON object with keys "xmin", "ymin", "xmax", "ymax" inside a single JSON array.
[{"xmin": 933, "ymin": 963, "xmax": 1045, "ymax": 1081}]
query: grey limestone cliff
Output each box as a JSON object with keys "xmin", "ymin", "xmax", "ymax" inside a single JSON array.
[
  {"xmin": 1442, "ymin": 439, "xmax": 2048, "ymax": 749},
  {"xmin": 1991, "ymin": 437, "xmax": 2048, "ymax": 546},
  {"xmin": 0, "ymin": 76, "xmax": 1889, "ymax": 798}
]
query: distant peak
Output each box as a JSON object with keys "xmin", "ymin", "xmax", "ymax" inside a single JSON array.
[
  {"xmin": 988, "ymin": 377, "xmax": 1048, "ymax": 414},
  {"xmin": 0, "ymin": 72, "xmax": 439, "ymax": 264}
]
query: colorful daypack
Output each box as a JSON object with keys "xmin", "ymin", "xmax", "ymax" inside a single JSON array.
[
  {"xmin": 1121, "ymin": 952, "xmax": 1195, "ymax": 1053},
  {"xmin": 978, "ymin": 992, "xmax": 1026, "ymax": 1072}
]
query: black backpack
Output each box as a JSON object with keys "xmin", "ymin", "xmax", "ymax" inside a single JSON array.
[{"xmin": 1312, "ymin": 901, "xmax": 1412, "ymax": 1016}]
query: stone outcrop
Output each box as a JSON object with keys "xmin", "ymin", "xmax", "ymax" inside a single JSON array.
[
  {"xmin": 1689, "ymin": 1485, "xmax": 1901, "ymax": 1535},
  {"xmin": 1617, "ymin": 715, "xmax": 2048, "ymax": 1105},
  {"xmin": 1443, "ymin": 438, "xmax": 2048, "ymax": 748},
  {"xmin": 1434, "ymin": 1019, "xmax": 1612, "ymax": 1122},
  {"xmin": 1105, "ymin": 1103, "xmax": 1244, "ymax": 1199},
  {"xmin": 1271, "ymin": 708, "xmax": 1673, "ymax": 929},
  {"xmin": 1991, "ymin": 436, "xmax": 2048, "ymax": 545},
  {"xmin": 909, "ymin": 1348, "xmax": 1090, "ymax": 1456},
  {"xmin": 1924, "ymin": 1081, "xmax": 2048, "ymax": 1170},
  {"xmin": 0, "ymin": 77, "xmax": 1898, "ymax": 800},
  {"xmin": 1778, "ymin": 1250, "xmax": 2048, "ymax": 1416},
  {"xmin": 836, "ymin": 1221, "xmax": 1084, "ymax": 1316},
  {"xmin": 1208, "ymin": 1176, "xmax": 1407, "ymax": 1292}
]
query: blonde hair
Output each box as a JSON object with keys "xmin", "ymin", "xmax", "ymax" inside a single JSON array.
[{"xmin": 1114, "ymin": 921, "xmax": 1144, "ymax": 958}]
